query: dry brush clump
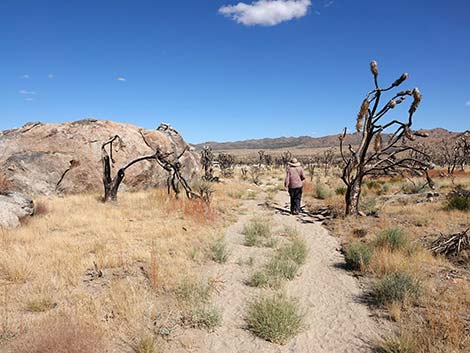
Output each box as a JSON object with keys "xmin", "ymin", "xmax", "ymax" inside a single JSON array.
[
  {"xmin": 7, "ymin": 316, "xmax": 105, "ymax": 353},
  {"xmin": 0, "ymin": 183, "xmax": 237, "ymax": 351}
]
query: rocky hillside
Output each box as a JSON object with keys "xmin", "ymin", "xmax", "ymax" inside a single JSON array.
[
  {"xmin": 196, "ymin": 128, "xmax": 460, "ymax": 151},
  {"xmin": 0, "ymin": 119, "xmax": 201, "ymax": 195}
]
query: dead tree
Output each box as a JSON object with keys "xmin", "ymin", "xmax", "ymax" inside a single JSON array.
[
  {"xmin": 101, "ymin": 135, "xmax": 197, "ymax": 202},
  {"xmin": 340, "ymin": 61, "xmax": 432, "ymax": 216},
  {"xmin": 438, "ymin": 131, "xmax": 470, "ymax": 174},
  {"xmin": 101, "ymin": 135, "xmax": 158, "ymax": 202},
  {"xmin": 56, "ymin": 159, "xmax": 80, "ymax": 191}
]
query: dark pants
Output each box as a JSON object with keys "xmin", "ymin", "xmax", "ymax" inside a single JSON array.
[{"xmin": 289, "ymin": 187, "xmax": 302, "ymax": 214}]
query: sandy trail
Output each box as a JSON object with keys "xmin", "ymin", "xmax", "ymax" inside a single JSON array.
[{"xmin": 170, "ymin": 191, "xmax": 382, "ymax": 353}]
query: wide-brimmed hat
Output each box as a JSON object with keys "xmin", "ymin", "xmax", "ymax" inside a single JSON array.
[{"xmin": 288, "ymin": 158, "xmax": 301, "ymax": 167}]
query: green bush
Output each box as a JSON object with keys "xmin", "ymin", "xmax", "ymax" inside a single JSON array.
[
  {"xmin": 247, "ymin": 271, "xmax": 272, "ymax": 288},
  {"xmin": 181, "ymin": 306, "xmax": 222, "ymax": 331},
  {"xmin": 176, "ymin": 278, "xmax": 211, "ymax": 304},
  {"xmin": 381, "ymin": 183, "xmax": 391, "ymax": 194},
  {"xmin": 374, "ymin": 228, "xmax": 408, "ymax": 251},
  {"xmin": 447, "ymin": 188, "xmax": 470, "ymax": 211},
  {"xmin": 365, "ymin": 180, "xmax": 380, "ymax": 190},
  {"xmin": 372, "ymin": 272, "xmax": 421, "ymax": 306},
  {"xmin": 246, "ymin": 294, "xmax": 304, "ymax": 344},
  {"xmin": 210, "ymin": 239, "xmax": 230, "ymax": 264},
  {"xmin": 314, "ymin": 183, "xmax": 331, "ymax": 199},
  {"xmin": 265, "ymin": 257, "xmax": 299, "ymax": 281},
  {"xmin": 335, "ymin": 186, "xmax": 346, "ymax": 195},
  {"xmin": 344, "ymin": 242, "xmax": 372, "ymax": 271},
  {"xmin": 360, "ymin": 196, "xmax": 378, "ymax": 215},
  {"xmin": 243, "ymin": 220, "xmax": 271, "ymax": 247},
  {"xmin": 247, "ymin": 245, "xmax": 304, "ymax": 289},
  {"xmin": 277, "ymin": 238, "xmax": 308, "ymax": 265}
]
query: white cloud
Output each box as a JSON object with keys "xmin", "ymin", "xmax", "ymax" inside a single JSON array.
[
  {"xmin": 219, "ymin": 0, "xmax": 311, "ymax": 26},
  {"xmin": 20, "ymin": 74, "xmax": 30, "ymax": 79},
  {"xmin": 117, "ymin": 76, "xmax": 126, "ymax": 82},
  {"xmin": 19, "ymin": 89, "xmax": 36, "ymax": 95},
  {"xmin": 24, "ymin": 97, "xmax": 35, "ymax": 101},
  {"xmin": 465, "ymin": 101, "xmax": 470, "ymax": 107}
]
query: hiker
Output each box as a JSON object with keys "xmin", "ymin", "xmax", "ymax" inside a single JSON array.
[{"xmin": 284, "ymin": 158, "xmax": 306, "ymax": 215}]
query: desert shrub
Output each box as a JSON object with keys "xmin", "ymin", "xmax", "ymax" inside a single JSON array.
[
  {"xmin": 279, "ymin": 225, "xmax": 300, "ymax": 238},
  {"xmin": 176, "ymin": 278, "xmax": 210, "ymax": 305},
  {"xmin": 132, "ymin": 335, "xmax": 158, "ymax": 353},
  {"xmin": 210, "ymin": 239, "xmax": 230, "ymax": 264},
  {"xmin": 191, "ymin": 179, "xmax": 214, "ymax": 204},
  {"xmin": 181, "ymin": 306, "xmax": 221, "ymax": 331},
  {"xmin": 314, "ymin": 182, "xmax": 331, "ymax": 199},
  {"xmin": 243, "ymin": 219, "xmax": 271, "ymax": 247},
  {"xmin": 247, "ymin": 271, "xmax": 273, "ymax": 288},
  {"xmin": 446, "ymin": 188, "xmax": 470, "ymax": 211},
  {"xmin": 248, "ymin": 253, "xmax": 300, "ymax": 289},
  {"xmin": 246, "ymin": 294, "xmax": 304, "ymax": 344},
  {"xmin": 380, "ymin": 183, "xmax": 391, "ymax": 194},
  {"xmin": 227, "ymin": 191, "xmax": 244, "ymax": 199},
  {"xmin": 335, "ymin": 186, "xmax": 346, "ymax": 195},
  {"xmin": 401, "ymin": 181, "xmax": 427, "ymax": 194},
  {"xmin": 265, "ymin": 257, "xmax": 299, "ymax": 281},
  {"xmin": 374, "ymin": 228, "xmax": 408, "ymax": 251},
  {"xmin": 371, "ymin": 272, "xmax": 421, "ymax": 306},
  {"xmin": 360, "ymin": 195, "xmax": 378, "ymax": 215},
  {"xmin": 365, "ymin": 180, "xmax": 381, "ymax": 190},
  {"xmin": 277, "ymin": 238, "xmax": 308, "ymax": 265},
  {"xmin": 8, "ymin": 316, "xmax": 104, "ymax": 353},
  {"xmin": 352, "ymin": 228, "xmax": 368, "ymax": 238},
  {"xmin": 25, "ymin": 295, "xmax": 56, "ymax": 313},
  {"xmin": 376, "ymin": 334, "xmax": 416, "ymax": 353},
  {"xmin": 344, "ymin": 242, "xmax": 372, "ymax": 271}
]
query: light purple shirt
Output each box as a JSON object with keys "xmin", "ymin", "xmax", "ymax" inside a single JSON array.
[{"xmin": 284, "ymin": 166, "xmax": 305, "ymax": 189}]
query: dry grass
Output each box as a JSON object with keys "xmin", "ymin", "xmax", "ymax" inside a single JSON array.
[
  {"xmin": 7, "ymin": 316, "xmax": 105, "ymax": 353},
  {"xmin": 0, "ymin": 184, "xmax": 237, "ymax": 351},
  {"xmin": 325, "ymin": 171, "xmax": 470, "ymax": 353}
]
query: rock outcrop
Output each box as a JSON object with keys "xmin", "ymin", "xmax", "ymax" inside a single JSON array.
[
  {"xmin": 0, "ymin": 119, "xmax": 201, "ymax": 195},
  {"xmin": 0, "ymin": 191, "xmax": 34, "ymax": 228}
]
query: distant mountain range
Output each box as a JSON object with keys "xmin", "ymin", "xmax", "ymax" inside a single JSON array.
[{"xmin": 195, "ymin": 128, "xmax": 459, "ymax": 152}]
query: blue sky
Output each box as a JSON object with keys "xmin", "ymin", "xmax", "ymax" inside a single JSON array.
[{"xmin": 0, "ymin": 0, "xmax": 469, "ymax": 143}]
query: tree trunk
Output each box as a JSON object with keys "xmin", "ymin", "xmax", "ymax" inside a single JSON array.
[{"xmin": 345, "ymin": 176, "xmax": 363, "ymax": 216}]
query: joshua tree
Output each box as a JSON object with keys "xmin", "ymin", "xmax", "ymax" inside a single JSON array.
[
  {"xmin": 436, "ymin": 131, "xmax": 470, "ymax": 174},
  {"xmin": 340, "ymin": 61, "xmax": 432, "ymax": 216},
  {"xmin": 200, "ymin": 145, "xmax": 215, "ymax": 181},
  {"xmin": 280, "ymin": 151, "xmax": 292, "ymax": 169},
  {"xmin": 217, "ymin": 152, "xmax": 235, "ymax": 177},
  {"xmin": 258, "ymin": 150, "xmax": 273, "ymax": 168},
  {"xmin": 306, "ymin": 156, "xmax": 320, "ymax": 182},
  {"xmin": 258, "ymin": 150, "xmax": 265, "ymax": 167},
  {"xmin": 321, "ymin": 148, "xmax": 335, "ymax": 175}
]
